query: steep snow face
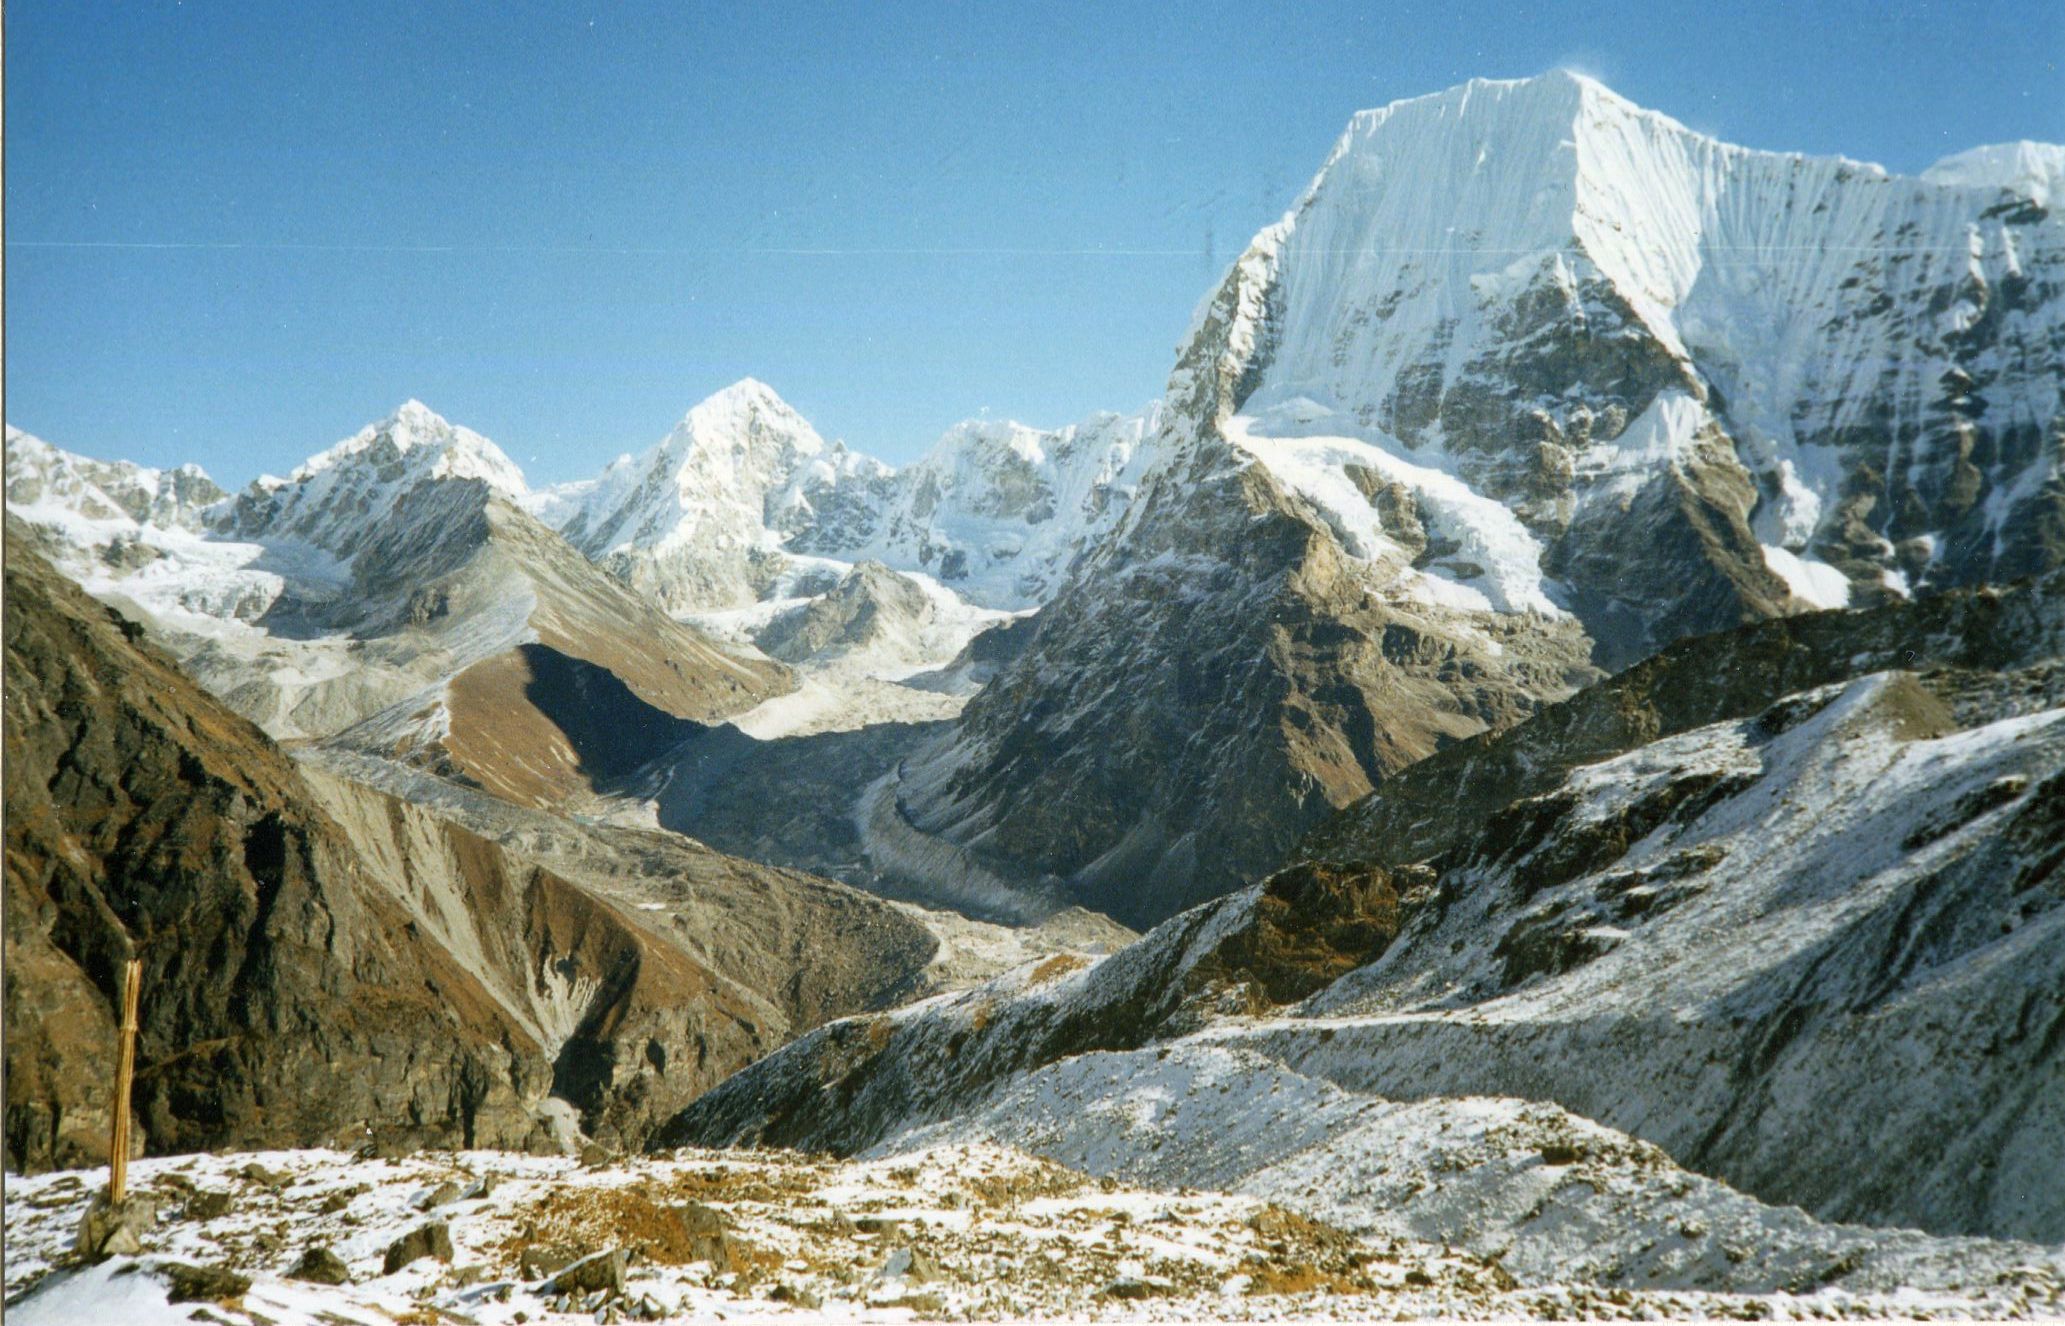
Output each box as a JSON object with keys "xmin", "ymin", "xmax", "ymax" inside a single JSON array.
[
  {"xmin": 533, "ymin": 379, "xmax": 1163, "ymax": 613},
  {"xmin": 219, "ymin": 401, "xmax": 528, "ymax": 559},
  {"xmin": 1242, "ymin": 71, "xmax": 2062, "ymax": 611}
]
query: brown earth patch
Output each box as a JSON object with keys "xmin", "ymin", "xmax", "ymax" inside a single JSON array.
[{"xmin": 1026, "ymin": 954, "xmax": 1091, "ymax": 986}]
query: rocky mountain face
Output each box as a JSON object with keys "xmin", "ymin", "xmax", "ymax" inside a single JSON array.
[
  {"xmin": 870, "ymin": 71, "xmax": 2065, "ymax": 926},
  {"xmin": 4, "ymin": 427, "xmax": 226, "ymax": 542},
  {"xmin": 667, "ymin": 575, "xmax": 2065, "ymax": 1267},
  {"xmin": 310, "ymin": 482, "xmax": 793, "ymax": 808},
  {"xmin": 755, "ymin": 561, "xmax": 953, "ymax": 665},
  {"xmin": 2, "ymin": 528, "xmax": 942, "ymax": 1171}
]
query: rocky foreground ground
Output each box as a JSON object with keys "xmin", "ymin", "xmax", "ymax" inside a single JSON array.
[{"xmin": 6, "ymin": 1144, "xmax": 2059, "ymax": 1323}]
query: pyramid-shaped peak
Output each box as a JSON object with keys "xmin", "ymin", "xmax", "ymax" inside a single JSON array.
[
  {"xmin": 688, "ymin": 377, "xmax": 799, "ymax": 419},
  {"xmin": 291, "ymin": 402, "xmax": 526, "ymax": 496},
  {"xmin": 669, "ymin": 379, "xmax": 823, "ymax": 457},
  {"xmin": 385, "ymin": 397, "xmax": 447, "ymax": 429}
]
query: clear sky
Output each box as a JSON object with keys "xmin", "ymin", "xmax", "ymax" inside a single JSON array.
[{"xmin": 6, "ymin": 1, "xmax": 2062, "ymax": 486}]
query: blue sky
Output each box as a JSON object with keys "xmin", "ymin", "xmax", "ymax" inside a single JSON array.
[{"xmin": 7, "ymin": 1, "xmax": 2062, "ymax": 486}]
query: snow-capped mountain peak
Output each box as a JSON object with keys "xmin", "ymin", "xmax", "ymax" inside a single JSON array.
[
  {"xmin": 539, "ymin": 380, "xmax": 879, "ymax": 597},
  {"xmin": 218, "ymin": 403, "xmax": 529, "ymax": 561},
  {"xmin": 678, "ymin": 375, "xmax": 812, "ymax": 437},
  {"xmin": 1194, "ymin": 68, "xmax": 2061, "ymax": 618},
  {"xmin": 285, "ymin": 399, "xmax": 527, "ymax": 497},
  {"xmin": 881, "ymin": 72, "xmax": 2064, "ymax": 926}
]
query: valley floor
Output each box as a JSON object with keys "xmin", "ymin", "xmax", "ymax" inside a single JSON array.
[{"xmin": 5, "ymin": 1144, "xmax": 2057, "ymax": 1324}]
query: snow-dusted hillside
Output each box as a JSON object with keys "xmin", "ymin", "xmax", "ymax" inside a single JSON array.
[
  {"xmin": 665, "ymin": 580, "xmax": 2065, "ymax": 1286},
  {"xmin": 21, "ymin": 1141, "xmax": 2036, "ymax": 1324}
]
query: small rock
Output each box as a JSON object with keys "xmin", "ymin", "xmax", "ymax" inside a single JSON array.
[
  {"xmin": 578, "ymin": 1141, "xmax": 615, "ymax": 1168},
  {"xmin": 448, "ymin": 1264, "xmax": 493, "ymax": 1287},
  {"xmin": 238, "ymin": 1162, "xmax": 291, "ymax": 1189},
  {"xmin": 414, "ymin": 1180, "xmax": 463, "ymax": 1211},
  {"xmin": 184, "ymin": 1190, "xmax": 233, "ymax": 1222},
  {"xmin": 74, "ymin": 1192, "xmax": 156, "ymax": 1260},
  {"xmin": 163, "ymin": 1262, "xmax": 252, "ymax": 1304},
  {"xmin": 880, "ymin": 1246, "xmax": 940, "ymax": 1283},
  {"xmin": 289, "ymin": 1246, "xmax": 351, "ymax": 1285},
  {"xmin": 543, "ymin": 1248, "xmax": 627, "ymax": 1297},
  {"xmin": 520, "ymin": 1242, "xmax": 592, "ymax": 1280},
  {"xmin": 1539, "ymin": 1142, "xmax": 1584, "ymax": 1166},
  {"xmin": 770, "ymin": 1281, "xmax": 822, "ymax": 1309},
  {"xmin": 1101, "ymin": 1276, "xmax": 1174, "ymax": 1301},
  {"xmin": 317, "ymin": 1189, "xmax": 357, "ymax": 1215},
  {"xmin": 1404, "ymin": 1268, "xmax": 1435, "ymax": 1286},
  {"xmin": 383, "ymin": 1221, "xmax": 455, "ymax": 1274},
  {"xmin": 464, "ymin": 1173, "xmax": 499, "ymax": 1201},
  {"xmin": 669, "ymin": 1202, "xmax": 733, "ymax": 1270},
  {"xmin": 854, "ymin": 1215, "xmax": 903, "ymax": 1236}
]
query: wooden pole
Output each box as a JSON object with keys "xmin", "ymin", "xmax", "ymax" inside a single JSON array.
[{"xmin": 108, "ymin": 958, "xmax": 141, "ymax": 1203}]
